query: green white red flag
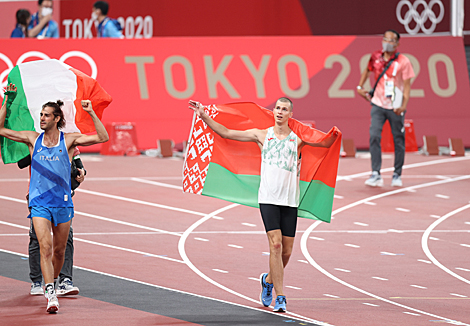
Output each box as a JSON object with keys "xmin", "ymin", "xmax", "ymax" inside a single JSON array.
[
  {"xmin": 1, "ymin": 59, "xmax": 112, "ymax": 164},
  {"xmin": 182, "ymin": 102, "xmax": 342, "ymax": 223}
]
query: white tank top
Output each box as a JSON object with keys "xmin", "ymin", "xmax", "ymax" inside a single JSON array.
[{"xmin": 258, "ymin": 127, "xmax": 300, "ymax": 207}]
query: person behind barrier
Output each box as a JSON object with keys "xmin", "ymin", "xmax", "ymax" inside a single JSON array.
[
  {"xmin": 0, "ymin": 83, "xmax": 109, "ymax": 313},
  {"xmin": 189, "ymin": 98, "xmax": 338, "ymax": 313},
  {"xmin": 18, "ymin": 148, "xmax": 86, "ymax": 297},
  {"xmin": 357, "ymin": 30, "xmax": 415, "ymax": 187},
  {"xmin": 91, "ymin": 1, "xmax": 123, "ymax": 38},
  {"xmin": 11, "ymin": 9, "xmax": 31, "ymax": 38},
  {"xmin": 28, "ymin": 0, "xmax": 59, "ymax": 39}
]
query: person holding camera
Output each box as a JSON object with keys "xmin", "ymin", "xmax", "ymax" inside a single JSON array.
[{"xmin": 357, "ymin": 29, "xmax": 415, "ymax": 187}]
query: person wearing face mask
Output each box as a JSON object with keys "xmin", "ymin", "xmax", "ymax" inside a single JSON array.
[
  {"xmin": 357, "ymin": 30, "xmax": 415, "ymax": 188},
  {"xmin": 28, "ymin": 0, "xmax": 59, "ymax": 39},
  {"xmin": 11, "ymin": 9, "xmax": 31, "ymax": 38},
  {"xmin": 91, "ymin": 1, "xmax": 123, "ymax": 38}
]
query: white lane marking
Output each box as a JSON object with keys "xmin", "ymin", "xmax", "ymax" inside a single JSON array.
[
  {"xmin": 422, "ymin": 203, "xmax": 470, "ymax": 286},
  {"xmin": 213, "ymin": 269, "xmax": 229, "ymax": 273},
  {"xmin": 301, "ymin": 175, "xmax": 470, "ymax": 325},
  {"xmin": 406, "ymin": 189, "xmax": 417, "ymax": 193},
  {"xmin": 456, "ymin": 267, "xmax": 470, "ymax": 272},
  {"xmin": 178, "ymin": 204, "xmax": 324, "ymax": 325},
  {"xmin": 388, "ymin": 229, "xmax": 404, "ymax": 233},
  {"xmin": 131, "ymin": 177, "xmax": 182, "ymax": 190},
  {"xmin": 435, "ymin": 194, "xmax": 450, "ymax": 199},
  {"xmin": 354, "ymin": 222, "xmax": 369, "ymax": 227},
  {"xmin": 248, "ymin": 277, "xmax": 259, "ymax": 281},
  {"xmin": 298, "ymin": 260, "xmax": 309, "ymax": 264},
  {"xmin": 364, "ymin": 201, "xmax": 376, "ymax": 205},
  {"xmin": 228, "ymin": 244, "xmax": 243, "ymax": 249},
  {"xmin": 262, "ymin": 252, "xmax": 270, "ymax": 255},
  {"xmin": 396, "ymin": 208, "xmax": 410, "ymax": 212},
  {"xmin": 450, "ymin": 293, "xmax": 467, "ymax": 298},
  {"xmin": 418, "ymin": 259, "xmax": 432, "ymax": 264},
  {"xmin": 323, "ymin": 294, "xmax": 340, "ymax": 298},
  {"xmin": 403, "ymin": 312, "xmax": 421, "ymax": 316},
  {"xmin": 334, "ymin": 268, "xmax": 351, "ymax": 273},
  {"xmin": 194, "ymin": 237, "xmax": 209, "ymax": 242},
  {"xmin": 344, "ymin": 244, "xmax": 360, "ymax": 248},
  {"xmin": 460, "ymin": 244, "xmax": 470, "ymax": 248},
  {"xmin": 362, "ymin": 302, "xmax": 379, "ymax": 307},
  {"xmin": 309, "ymin": 236, "xmax": 324, "ymax": 241},
  {"xmin": 410, "ymin": 285, "xmax": 427, "ymax": 289},
  {"xmin": 431, "ymin": 215, "xmax": 441, "ymax": 218},
  {"xmin": 76, "ymin": 188, "xmax": 210, "ymax": 218},
  {"xmin": 0, "ymin": 248, "xmax": 311, "ymax": 324},
  {"xmin": 372, "ymin": 277, "xmax": 388, "ymax": 281},
  {"xmin": 465, "ymin": 222, "xmax": 470, "ymax": 225},
  {"xmin": 242, "ymin": 223, "xmax": 256, "ymax": 227},
  {"xmin": 334, "ymin": 195, "xmax": 344, "ymax": 199},
  {"xmin": 381, "ymin": 252, "xmax": 397, "ymax": 256},
  {"xmin": 212, "ymin": 216, "xmax": 224, "ymax": 220},
  {"xmin": 286, "ymin": 285, "xmax": 302, "ymax": 290},
  {"xmin": 429, "ymin": 237, "xmax": 440, "ymax": 241}
]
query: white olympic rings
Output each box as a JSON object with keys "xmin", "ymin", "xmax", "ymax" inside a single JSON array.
[
  {"xmin": 396, "ymin": 0, "xmax": 445, "ymax": 35},
  {"xmin": 0, "ymin": 50, "xmax": 98, "ymax": 98}
]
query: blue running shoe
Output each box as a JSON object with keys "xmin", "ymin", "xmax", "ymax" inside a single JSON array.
[
  {"xmin": 273, "ymin": 295, "xmax": 287, "ymax": 312},
  {"xmin": 259, "ymin": 273, "xmax": 273, "ymax": 307}
]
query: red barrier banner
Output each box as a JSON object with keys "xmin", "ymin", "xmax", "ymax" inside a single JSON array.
[{"xmin": 0, "ymin": 36, "xmax": 469, "ymax": 152}]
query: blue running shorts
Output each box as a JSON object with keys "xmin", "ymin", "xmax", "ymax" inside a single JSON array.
[{"xmin": 30, "ymin": 207, "xmax": 74, "ymax": 227}]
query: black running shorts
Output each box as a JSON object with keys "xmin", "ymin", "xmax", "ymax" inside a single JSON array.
[{"xmin": 259, "ymin": 203, "xmax": 298, "ymax": 237}]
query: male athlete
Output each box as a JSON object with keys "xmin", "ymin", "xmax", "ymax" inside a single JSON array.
[
  {"xmin": 189, "ymin": 97, "xmax": 338, "ymax": 312},
  {"xmin": 0, "ymin": 83, "xmax": 109, "ymax": 313}
]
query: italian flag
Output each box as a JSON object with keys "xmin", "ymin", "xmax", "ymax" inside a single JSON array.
[
  {"xmin": 183, "ymin": 103, "xmax": 342, "ymax": 223},
  {"xmin": 1, "ymin": 59, "xmax": 112, "ymax": 164}
]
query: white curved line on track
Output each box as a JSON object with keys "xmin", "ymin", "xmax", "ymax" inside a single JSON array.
[
  {"xmin": 422, "ymin": 203, "xmax": 470, "ymax": 285},
  {"xmin": 301, "ymin": 175, "xmax": 470, "ymax": 325},
  {"xmin": 178, "ymin": 203, "xmax": 330, "ymax": 326}
]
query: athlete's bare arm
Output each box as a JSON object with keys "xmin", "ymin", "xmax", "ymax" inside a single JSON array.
[
  {"xmin": 299, "ymin": 128, "xmax": 340, "ymax": 150},
  {"xmin": 0, "ymin": 83, "xmax": 38, "ymax": 151},
  {"xmin": 66, "ymin": 100, "xmax": 109, "ymax": 151},
  {"xmin": 189, "ymin": 100, "xmax": 267, "ymax": 146}
]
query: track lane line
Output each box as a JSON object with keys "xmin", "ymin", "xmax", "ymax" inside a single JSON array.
[
  {"xmin": 422, "ymin": 203, "xmax": 470, "ymax": 285},
  {"xmin": 301, "ymin": 175, "xmax": 470, "ymax": 325}
]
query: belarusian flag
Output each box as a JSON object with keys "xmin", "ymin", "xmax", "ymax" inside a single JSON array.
[
  {"xmin": 182, "ymin": 102, "xmax": 342, "ymax": 223},
  {"xmin": 1, "ymin": 59, "xmax": 112, "ymax": 164}
]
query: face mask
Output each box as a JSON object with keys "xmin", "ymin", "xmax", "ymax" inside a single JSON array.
[
  {"xmin": 382, "ymin": 42, "xmax": 395, "ymax": 53},
  {"xmin": 41, "ymin": 7, "xmax": 53, "ymax": 16},
  {"xmin": 91, "ymin": 12, "xmax": 98, "ymax": 21}
]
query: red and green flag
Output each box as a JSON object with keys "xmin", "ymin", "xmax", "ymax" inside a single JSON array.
[{"xmin": 182, "ymin": 102, "xmax": 342, "ymax": 223}]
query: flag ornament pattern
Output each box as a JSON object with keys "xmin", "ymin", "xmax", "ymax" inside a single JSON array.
[
  {"xmin": 183, "ymin": 102, "xmax": 342, "ymax": 223},
  {"xmin": 1, "ymin": 59, "xmax": 112, "ymax": 164}
]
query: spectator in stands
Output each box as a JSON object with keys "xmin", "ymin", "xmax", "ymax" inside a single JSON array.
[
  {"xmin": 28, "ymin": 0, "xmax": 59, "ymax": 39},
  {"xmin": 11, "ymin": 9, "xmax": 31, "ymax": 38},
  {"xmin": 91, "ymin": 1, "xmax": 123, "ymax": 38},
  {"xmin": 357, "ymin": 30, "xmax": 414, "ymax": 187}
]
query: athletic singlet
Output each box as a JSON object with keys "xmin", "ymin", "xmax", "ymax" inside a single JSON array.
[
  {"xmin": 29, "ymin": 131, "xmax": 73, "ymax": 208},
  {"xmin": 258, "ymin": 127, "xmax": 300, "ymax": 207}
]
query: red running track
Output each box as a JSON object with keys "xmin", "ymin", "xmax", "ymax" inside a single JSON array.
[{"xmin": 0, "ymin": 152, "xmax": 469, "ymax": 325}]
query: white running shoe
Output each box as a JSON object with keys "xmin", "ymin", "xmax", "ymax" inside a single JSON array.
[
  {"xmin": 45, "ymin": 291, "xmax": 59, "ymax": 313},
  {"xmin": 391, "ymin": 173, "xmax": 403, "ymax": 187},
  {"xmin": 365, "ymin": 171, "xmax": 383, "ymax": 187},
  {"xmin": 30, "ymin": 281, "xmax": 44, "ymax": 295},
  {"xmin": 57, "ymin": 278, "xmax": 79, "ymax": 296}
]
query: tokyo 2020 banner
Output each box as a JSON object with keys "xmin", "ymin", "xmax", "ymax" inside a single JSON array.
[{"xmin": 0, "ymin": 36, "xmax": 469, "ymax": 151}]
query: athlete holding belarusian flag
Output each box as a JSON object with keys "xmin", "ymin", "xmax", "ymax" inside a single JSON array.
[
  {"xmin": 189, "ymin": 97, "xmax": 338, "ymax": 313},
  {"xmin": 0, "ymin": 83, "xmax": 109, "ymax": 313}
]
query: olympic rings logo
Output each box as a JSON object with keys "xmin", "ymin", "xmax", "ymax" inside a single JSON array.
[
  {"xmin": 396, "ymin": 0, "xmax": 444, "ymax": 35},
  {"xmin": 0, "ymin": 51, "xmax": 97, "ymax": 98}
]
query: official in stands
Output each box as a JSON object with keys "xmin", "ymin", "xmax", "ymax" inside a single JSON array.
[
  {"xmin": 28, "ymin": 0, "xmax": 59, "ymax": 38},
  {"xmin": 91, "ymin": 1, "xmax": 123, "ymax": 38},
  {"xmin": 11, "ymin": 9, "xmax": 31, "ymax": 38}
]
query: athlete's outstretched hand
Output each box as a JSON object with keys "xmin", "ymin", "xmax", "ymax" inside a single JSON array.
[
  {"xmin": 81, "ymin": 100, "xmax": 93, "ymax": 113},
  {"xmin": 188, "ymin": 100, "xmax": 206, "ymax": 117}
]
